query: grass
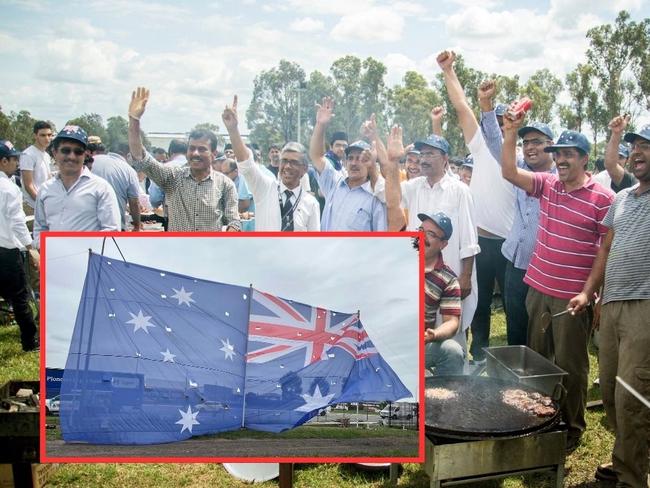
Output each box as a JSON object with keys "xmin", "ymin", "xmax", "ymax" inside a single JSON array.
[{"xmin": 0, "ymin": 308, "xmax": 613, "ymax": 487}]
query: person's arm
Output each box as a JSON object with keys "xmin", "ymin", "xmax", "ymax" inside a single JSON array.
[
  {"xmin": 568, "ymin": 228, "xmax": 613, "ymax": 313},
  {"xmin": 458, "ymin": 257, "xmax": 474, "ymax": 300},
  {"xmin": 6, "ymin": 189, "xmax": 32, "ymax": 249},
  {"xmin": 128, "ymin": 87, "xmax": 148, "ymax": 162},
  {"xmin": 21, "ymin": 170, "xmax": 38, "ymax": 201},
  {"xmin": 32, "ymin": 192, "xmax": 49, "ymax": 249},
  {"xmin": 437, "ymin": 51, "xmax": 479, "ymax": 144},
  {"xmin": 376, "ymin": 125, "xmax": 407, "ymax": 231},
  {"xmin": 604, "ymin": 114, "xmax": 629, "ymax": 186},
  {"xmin": 424, "ymin": 315, "xmax": 460, "ymax": 343},
  {"xmin": 309, "ymin": 97, "xmax": 335, "ymax": 174},
  {"xmin": 477, "ymin": 80, "xmax": 505, "ymax": 163},
  {"xmin": 430, "ymin": 107, "xmax": 444, "ymax": 137},
  {"xmin": 221, "ymin": 95, "xmax": 249, "ymax": 165},
  {"xmin": 220, "ymin": 176, "xmax": 241, "ymax": 232},
  {"xmin": 127, "ymin": 197, "xmax": 141, "ymax": 231},
  {"xmin": 500, "ymin": 107, "xmax": 535, "ymax": 193}
]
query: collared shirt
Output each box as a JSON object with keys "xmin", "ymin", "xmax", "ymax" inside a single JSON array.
[
  {"xmin": 132, "ymin": 151, "xmax": 240, "ymax": 232},
  {"xmin": 237, "ymin": 151, "xmax": 320, "ymax": 231},
  {"xmin": 481, "ymin": 109, "xmax": 556, "ymax": 269},
  {"xmin": 91, "ymin": 153, "xmax": 141, "ymax": 229},
  {"xmin": 19, "ymin": 145, "xmax": 52, "ymax": 208},
  {"xmin": 0, "ymin": 172, "xmax": 32, "ymax": 250},
  {"xmin": 425, "ymin": 255, "xmax": 461, "ymax": 326},
  {"xmin": 317, "ymin": 164, "xmax": 386, "ymax": 231},
  {"xmin": 148, "ymin": 154, "xmax": 187, "ymax": 210},
  {"xmin": 33, "ymin": 167, "xmax": 121, "ymax": 247},
  {"xmin": 524, "ymin": 172, "xmax": 614, "ymax": 299},
  {"xmin": 602, "ymin": 184, "xmax": 650, "ymax": 304}
]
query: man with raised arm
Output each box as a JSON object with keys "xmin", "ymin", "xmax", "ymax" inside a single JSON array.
[
  {"xmin": 309, "ymin": 97, "xmax": 386, "ymax": 231},
  {"xmin": 594, "ymin": 114, "xmax": 637, "ymax": 192},
  {"xmin": 501, "ymin": 111, "xmax": 614, "ymax": 452},
  {"xmin": 127, "ymin": 87, "xmax": 240, "ymax": 232},
  {"xmin": 221, "ymin": 96, "xmax": 320, "ymax": 232}
]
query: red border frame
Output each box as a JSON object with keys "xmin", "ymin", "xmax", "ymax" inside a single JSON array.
[{"xmin": 40, "ymin": 230, "xmax": 425, "ymax": 464}]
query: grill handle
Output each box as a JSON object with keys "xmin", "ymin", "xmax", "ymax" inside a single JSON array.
[{"xmin": 552, "ymin": 382, "xmax": 567, "ymax": 404}]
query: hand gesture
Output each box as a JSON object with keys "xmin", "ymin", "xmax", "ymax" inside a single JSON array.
[
  {"xmin": 608, "ymin": 113, "xmax": 630, "ymax": 135},
  {"xmin": 568, "ymin": 292, "xmax": 590, "ymax": 315},
  {"xmin": 478, "ymin": 80, "xmax": 496, "ymax": 101},
  {"xmin": 424, "ymin": 328, "xmax": 436, "ymax": 343},
  {"xmin": 27, "ymin": 249, "xmax": 40, "ymax": 271},
  {"xmin": 436, "ymin": 50, "xmax": 455, "ymax": 71},
  {"xmin": 361, "ymin": 113, "xmax": 378, "ymax": 141},
  {"xmin": 315, "ymin": 96, "xmax": 335, "ymax": 126},
  {"xmin": 222, "ymin": 95, "xmax": 239, "ymax": 131},
  {"xmin": 430, "ymin": 106, "xmax": 445, "ymax": 123},
  {"xmin": 129, "ymin": 87, "xmax": 150, "ymax": 121},
  {"xmin": 387, "ymin": 125, "xmax": 405, "ymax": 162},
  {"xmin": 501, "ymin": 101, "xmax": 525, "ymax": 132}
]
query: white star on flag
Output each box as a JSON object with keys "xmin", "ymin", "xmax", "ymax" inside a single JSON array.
[
  {"xmin": 125, "ymin": 310, "xmax": 156, "ymax": 333},
  {"xmin": 295, "ymin": 385, "xmax": 335, "ymax": 412},
  {"xmin": 160, "ymin": 349, "xmax": 176, "ymax": 363},
  {"xmin": 220, "ymin": 338, "xmax": 236, "ymax": 361},
  {"xmin": 175, "ymin": 405, "xmax": 200, "ymax": 434},
  {"xmin": 171, "ymin": 286, "xmax": 195, "ymax": 307}
]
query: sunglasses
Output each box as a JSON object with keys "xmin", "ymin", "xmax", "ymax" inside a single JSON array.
[{"xmin": 59, "ymin": 147, "xmax": 86, "ymax": 156}]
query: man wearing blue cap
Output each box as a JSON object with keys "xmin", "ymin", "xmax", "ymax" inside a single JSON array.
[
  {"xmin": 594, "ymin": 114, "xmax": 637, "ymax": 192},
  {"xmin": 502, "ymin": 113, "xmax": 615, "ymax": 452},
  {"xmin": 569, "ymin": 120, "xmax": 650, "ymax": 486},
  {"xmin": 459, "ymin": 155, "xmax": 473, "ymax": 186},
  {"xmin": 308, "ymin": 97, "xmax": 386, "ymax": 231},
  {"xmin": 0, "ymin": 140, "xmax": 39, "ymax": 352},
  {"xmin": 417, "ymin": 211, "xmax": 463, "ymax": 375},
  {"xmin": 33, "ymin": 125, "xmax": 120, "ymax": 247}
]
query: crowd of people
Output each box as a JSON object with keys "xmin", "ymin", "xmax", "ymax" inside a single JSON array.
[{"xmin": 1, "ymin": 50, "xmax": 648, "ymax": 487}]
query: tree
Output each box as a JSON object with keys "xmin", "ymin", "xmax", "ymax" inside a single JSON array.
[
  {"xmin": 492, "ymin": 74, "xmax": 520, "ymax": 105},
  {"xmin": 66, "ymin": 113, "xmax": 108, "ymax": 143},
  {"xmin": 521, "ymin": 68, "xmax": 563, "ymax": 124},
  {"xmin": 301, "ymin": 70, "xmax": 336, "ymax": 147},
  {"xmin": 388, "ymin": 71, "xmax": 441, "ymax": 143},
  {"xmin": 560, "ymin": 64, "xmax": 594, "ymax": 132},
  {"xmin": 0, "ymin": 108, "xmax": 13, "ymax": 143},
  {"xmin": 8, "ymin": 110, "xmax": 38, "ymax": 150},
  {"xmin": 105, "ymin": 116, "xmax": 129, "ymax": 153},
  {"xmin": 192, "ymin": 122, "xmax": 219, "ymax": 133}
]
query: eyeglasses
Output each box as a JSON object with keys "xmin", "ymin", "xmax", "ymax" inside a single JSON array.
[
  {"xmin": 280, "ymin": 159, "xmax": 304, "ymax": 168},
  {"xmin": 630, "ymin": 141, "xmax": 650, "ymax": 152},
  {"xmin": 417, "ymin": 227, "xmax": 445, "ymax": 240},
  {"xmin": 522, "ymin": 139, "xmax": 548, "ymax": 148},
  {"xmin": 419, "ymin": 151, "xmax": 443, "ymax": 159},
  {"xmin": 58, "ymin": 147, "xmax": 85, "ymax": 156}
]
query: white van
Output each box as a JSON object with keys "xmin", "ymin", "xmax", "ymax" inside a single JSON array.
[{"xmin": 379, "ymin": 402, "xmax": 416, "ymax": 420}]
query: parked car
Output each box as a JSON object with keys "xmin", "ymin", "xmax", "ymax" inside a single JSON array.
[
  {"xmin": 379, "ymin": 402, "xmax": 416, "ymax": 420},
  {"xmin": 45, "ymin": 395, "xmax": 60, "ymax": 415}
]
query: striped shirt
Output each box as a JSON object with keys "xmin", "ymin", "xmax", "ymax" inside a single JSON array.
[
  {"xmin": 424, "ymin": 255, "xmax": 462, "ymax": 328},
  {"xmin": 602, "ymin": 184, "xmax": 650, "ymax": 304},
  {"xmin": 524, "ymin": 172, "xmax": 614, "ymax": 299}
]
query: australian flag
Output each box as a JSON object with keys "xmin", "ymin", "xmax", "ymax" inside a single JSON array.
[{"xmin": 59, "ymin": 252, "xmax": 411, "ymax": 444}]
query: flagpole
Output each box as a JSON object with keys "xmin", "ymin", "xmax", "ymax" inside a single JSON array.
[
  {"xmin": 72, "ymin": 250, "xmax": 93, "ymax": 390},
  {"xmin": 240, "ymin": 284, "xmax": 254, "ymax": 428}
]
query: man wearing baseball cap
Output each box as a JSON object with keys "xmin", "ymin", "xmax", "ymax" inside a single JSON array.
[
  {"xmin": 404, "ymin": 148, "xmax": 421, "ymax": 180},
  {"xmin": 417, "ymin": 211, "xmax": 463, "ymax": 375},
  {"xmin": 0, "ymin": 140, "xmax": 39, "ymax": 351},
  {"xmin": 502, "ymin": 114, "xmax": 614, "ymax": 452},
  {"xmin": 33, "ymin": 125, "xmax": 120, "ymax": 247},
  {"xmin": 595, "ymin": 115, "xmax": 637, "ymax": 192},
  {"xmin": 569, "ymin": 120, "xmax": 650, "ymax": 486}
]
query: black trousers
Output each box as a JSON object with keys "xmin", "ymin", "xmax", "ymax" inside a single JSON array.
[{"xmin": 0, "ymin": 247, "xmax": 37, "ymax": 350}]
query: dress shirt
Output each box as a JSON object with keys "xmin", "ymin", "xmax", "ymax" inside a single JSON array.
[
  {"xmin": 91, "ymin": 153, "xmax": 141, "ymax": 229},
  {"xmin": 0, "ymin": 172, "xmax": 32, "ymax": 249},
  {"xmin": 19, "ymin": 145, "xmax": 52, "ymax": 208}
]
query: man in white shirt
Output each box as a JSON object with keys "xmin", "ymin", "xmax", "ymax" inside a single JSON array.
[
  {"xmin": 222, "ymin": 97, "xmax": 320, "ymax": 231},
  {"xmin": 20, "ymin": 121, "xmax": 54, "ymax": 213},
  {"xmin": 0, "ymin": 140, "xmax": 39, "ymax": 352}
]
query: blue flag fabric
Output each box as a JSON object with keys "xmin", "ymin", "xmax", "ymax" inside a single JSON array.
[{"xmin": 60, "ymin": 253, "xmax": 412, "ymax": 445}]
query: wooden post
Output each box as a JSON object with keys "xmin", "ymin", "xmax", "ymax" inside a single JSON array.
[{"xmin": 279, "ymin": 463, "xmax": 293, "ymax": 488}]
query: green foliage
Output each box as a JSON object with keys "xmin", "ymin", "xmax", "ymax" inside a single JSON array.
[
  {"xmin": 388, "ymin": 71, "xmax": 441, "ymax": 144},
  {"xmin": 67, "ymin": 113, "xmax": 108, "ymax": 143},
  {"xmin": 521, "ymin": 68, "xmax": 563, "ymax": 124},
  {"xmin": 0, "ymin": 110, "xmax": 38, "ymax": 150}
]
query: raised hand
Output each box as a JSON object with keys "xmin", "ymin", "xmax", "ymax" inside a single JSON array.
[
  {"xmin": 386, "ymin": 125, "xmax": 405, "ymax": 162},
  {"xmin": 608, "ymin": 113, "xmax": 630, "ymax": 135},
  {"xmin": 501, "ymin": 101, "xmax": 525, "ymax": 132},
  {"xmin": 361, "ymin": 113, "xmax": 378, "ymax": 141},
  {"xmin": 478, "ymin": 80, "xmax": 496, "ymax": 101},
  {"xmin": 129, "ymin": 87, "xmax": 150, "ymax": 121},
  {"xmin": 222, "ymin": 95, "xmax": 239, "ymax": 131},
  {"xmin": 436, "ymin": 50, "xmax": 456, "ymax": 71},
  {"xmin": 430, "ymin": 106, "xmax": 444, "ymax": 123},
  {"xmin": 315, "ymin": 96, "xmax": 335, "ymax": 126}
]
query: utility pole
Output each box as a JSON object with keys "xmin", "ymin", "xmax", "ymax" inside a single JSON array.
[{"xmin": 296, "ymin": 82, "xmax": 307, "ymax": 144}]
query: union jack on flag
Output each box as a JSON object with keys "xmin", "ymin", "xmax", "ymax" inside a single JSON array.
[{"xmin": 246, "ymin": 290, "xmax": 376, "ymax": 367}]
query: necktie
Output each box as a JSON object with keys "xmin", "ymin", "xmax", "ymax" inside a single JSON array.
[{"xmin": 280, "ymin": 189, "xmax": 294, "ymax": 231}]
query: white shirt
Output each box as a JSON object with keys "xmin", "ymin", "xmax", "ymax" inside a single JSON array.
[
  {"xmin": 593, "ymin": 170, "xmax": 612, "ymax": 189},
  {"xmin": 467, "ymin": 130, "xmax": 515, "ymax": 238},
  {"xmin": 33, "ymin": 167, "xmax": 121, "ymax": 248},
  {"xmin": 237, "ymin": 150, "xmax": 320, "ymax": 231},
  {"xmin": 402, "ymin": 174, "xmax": 481, "ymax": 330},
  {"xmin": 0, "ymin": 172, "xmax": 32, "ymax": 250},
  {"xmin": 20, "ymin": 145, "xmax": 52, "ymax": 208}
]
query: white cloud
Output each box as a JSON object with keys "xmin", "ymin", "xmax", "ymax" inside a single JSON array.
[
  {"xmin": 290, "ymin": 17, "xmax": 325, "ymax": 32},
  {"xmin": 331, "ymin": 7, "xmax": 405, "ymax": 42},
  {"xmin": 0, "ymin": 33, "xmax": 20, "ymax": 53},
  {"xmin": 286, "ymin": 0, "xmax": 374, "ymax": 16},
  {"xmin": 53, "ymin": 19, "xmax": 105, "ymax": 39},
  {"xmin": 382, "ymin": 53, "xmax": 419, "ymax": 87}
]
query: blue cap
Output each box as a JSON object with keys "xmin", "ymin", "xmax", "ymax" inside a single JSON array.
[
  {"xmin": 418, "ymin": 211, "xmax": 453, "ymax": 240},
  {"xmin": 462, "ymin": 154, "xmax": 474, "ymax": 168},
  {"xmin": 406, "ymin": 148, "xmax": 420, "ymax": 156},
  {"xmin": 518, "ymin": 122, "xmax": 554, "ymax": 141},
  {"xmin": 414, "ymin": 134, "xmax": 450, "ymax": 155},
  {"xmin": 54, "ymin": 125, "xmax": 88, "ymax": 148},
  {"xmin": 544, "ymin": 130, "xmax": 590, "ymax": 154},
  {"xmin": 495, "ymin": 104, "xmax": 508, "ymax": 117},
  {"xmin": 345, "ymin": 140, "xmax": 371, "ymax": 156},
  {"xmin": 623, "ymin": 124, "xmax": 650, "ymax": 144},
  {"xmin": 0, "ymin": 140, "xmax": 21, "ymax": 158},
  {"xmin": 618, "ymin": 144, "xmax": 629, "ymax": 159}
]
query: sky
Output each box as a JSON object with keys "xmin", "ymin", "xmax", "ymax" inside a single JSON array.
[
  {"xmin": 44, "ymin": 235, "xmax": 420, "ymax": 399},
  {"xmin": 2, "ymin": 0, "xmax": 649, "ymax": 135}
]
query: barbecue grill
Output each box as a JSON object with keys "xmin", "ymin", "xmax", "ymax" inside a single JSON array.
[{"xmin": 423, "ymin": 375, "xmax": 567, "ymax": 487}]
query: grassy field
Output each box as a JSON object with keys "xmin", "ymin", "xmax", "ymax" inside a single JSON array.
[{"xmin": 2, "ymin": 310, "xmax": 615, "ymax": 487}]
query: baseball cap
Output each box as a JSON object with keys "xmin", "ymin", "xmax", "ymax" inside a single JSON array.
[
  {"xmin": 414, "ymin": 134, "xmax": 450, "ymax": 155},
  {"xmin": 518, "ymin": 122, "xmax": 554, "ymax": 141},
  {"xmin": 406, "ymin": 148, "xmax": 420, "ymax": 156},
  {"xmin": 623, "ymin": 124, "xmax": 650, "ymax": 144},
  {"xmin": 54, "ymin": 125, "xmax": 88, "ymax": 148},
  {"xmin": 618, "ymin": 144, "xmax": 630, "ymax": 159},
  {"xmin": 417, "ymin": 211, "xmax": 453, "ymax": 241},
  {"xmin": 0, "ymin": 140, "xmax": 21, "ymax": 158},
  {"xmin": 461, "ymin": 154, "xmax": 474, "ymax": 168},
  {"xmin": 544, "ymin": 130, "xmax": 590, "ymax": 154},
  {"xmin": 87, "ymin": 135, "xmax": 102, "ymax": 145},
  {"xmin": 495, "ymin": 104, "xmax": 508, "ymax": 117},
  {"xmin": 330, "ymin": 131, "xmax": 348, "ymax": 144},
  {"xmin": 345, "ymin": 140, "xmax": 371, "ymax": 156}
]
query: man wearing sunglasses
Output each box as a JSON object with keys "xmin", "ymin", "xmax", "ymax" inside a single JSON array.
[{"xmin": 33, "ymin": 125, "xmax": 120, "ymax": 247}]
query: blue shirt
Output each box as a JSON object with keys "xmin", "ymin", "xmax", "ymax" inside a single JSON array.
[
  {"xmin": 317, "ymin": 164, "xmax": 386, "ymax": 231},
  {"xmin": 480, "ymin": 110, "xmax": 556, "ymax": 269}
]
